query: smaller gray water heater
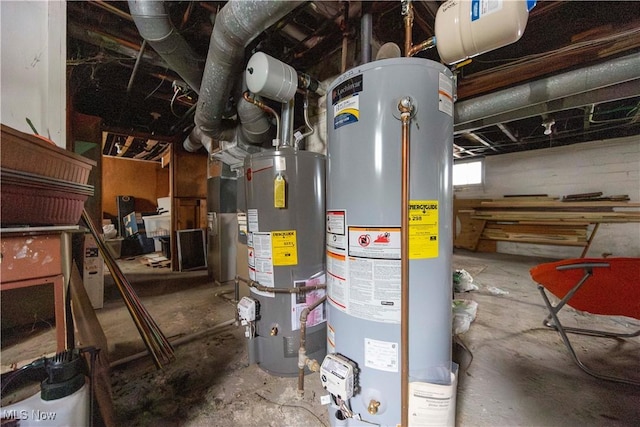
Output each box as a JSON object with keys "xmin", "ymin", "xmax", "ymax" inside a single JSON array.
[{"xmin": 240, "ymin": 52, "xmax": 327, "ymax": 376}]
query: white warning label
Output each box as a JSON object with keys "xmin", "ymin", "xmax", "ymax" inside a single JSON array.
[{"xmin": 438, "ymin": 73, "xmax": 454, "ymax": 117}]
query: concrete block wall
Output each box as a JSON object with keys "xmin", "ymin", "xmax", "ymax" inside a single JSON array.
[{"xmin": 455, "ymin": 136, "xmax": 640, "ymax": 258}]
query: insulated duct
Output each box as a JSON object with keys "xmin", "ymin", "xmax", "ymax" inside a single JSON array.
[
  {"xmin": 128, "ymin": 0, "xmax": 203, "ymax": 93},
  {"xmin": 186, "ymin": 0, "xmax": 304, "ymax": 152},
  {"xmin": 454, "ymin": 53, "xmax": 640, "ymax": 132},
  {"xmin": 128, "ymin": 0, "xmax": 300, "ymax": 153}
]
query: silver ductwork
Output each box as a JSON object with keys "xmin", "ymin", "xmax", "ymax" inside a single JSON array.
[
  {"xmin": 454, "ymin": 53, "xmax": 640, "ymax": 132},
  {"xmin": 188, "ymin": 0, "xmax": 303, "ymax": 152},
  {"xmin": 129, "ymin": 0, "xmax": 302, "ymax": 154},
  {"xmin": 128, "ymin": 0, "xmax": 203, "ymax": 93}
]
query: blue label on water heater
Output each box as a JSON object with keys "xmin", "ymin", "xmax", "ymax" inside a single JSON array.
[{"xmin": 332, "ymin": 75, "xmax": 363, "ymax": 130}]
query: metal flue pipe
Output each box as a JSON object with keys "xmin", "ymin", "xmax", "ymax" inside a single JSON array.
[
  {"xmin": 186, "ymin": 0, "xmax": 303, "ymax": 152},
  {"xmin": 360, "ymin": 11, "xmax": 372, "ymax": 64},
  {"xmin": 128, "ymin": 0, "xmax": 203, "ymax": 93}
]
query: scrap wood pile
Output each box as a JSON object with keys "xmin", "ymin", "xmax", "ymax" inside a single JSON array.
[
  {"xmin": 454, "ymin": 193, "xmax": 640, "ymax": 250},
  {"xmin": 472, "ymin": 192, "xmax": 640, "ymax": 224},
  {"xmin": 140, "ymin": 254, "xmax": 171, "ymax": 268}
]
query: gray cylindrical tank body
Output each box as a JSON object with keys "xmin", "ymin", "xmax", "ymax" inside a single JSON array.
[
  {"xmin": 244, "ymin": 148, "xmax": 326, "ymax": 376},
  {"xmin": 325, "ymin": 57, "xmax": 453, "ymax": 425}
]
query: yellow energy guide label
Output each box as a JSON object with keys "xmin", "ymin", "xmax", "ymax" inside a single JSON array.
[
  {"xmin": 408, "ymin": 200, "xmax": 439, "ymax": 259},
  {"xmin": 271, "ymin": 230, "xmax": 298, "ymax": 266}
]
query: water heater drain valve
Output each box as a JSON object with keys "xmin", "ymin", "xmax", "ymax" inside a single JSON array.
[{"xmin": 320, "ymin": 353, "xmax": 358, "ymax": 400}]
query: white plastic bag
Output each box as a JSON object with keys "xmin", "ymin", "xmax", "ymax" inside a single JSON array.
[
  {"xmin": 453, "ymin": 269, "xmax": 478, "ymax": 292},
  {"xmin": 452, "ymin": 299, "xmax": 479, "ymax": 335}
]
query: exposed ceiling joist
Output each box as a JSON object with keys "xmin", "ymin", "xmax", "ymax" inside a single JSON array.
[{"xmin": 66, "ymin": 1, "xmax": 640, "ymax": 159}]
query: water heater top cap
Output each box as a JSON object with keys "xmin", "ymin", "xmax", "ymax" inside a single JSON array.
[{"xmin": 246, "ymin": 52, "xmax": 298, "ymax": 103}]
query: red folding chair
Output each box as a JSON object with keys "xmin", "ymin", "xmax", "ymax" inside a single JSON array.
[{"xmin": 530, "ymin": 258, "xmax": 640, "ymax": 386}]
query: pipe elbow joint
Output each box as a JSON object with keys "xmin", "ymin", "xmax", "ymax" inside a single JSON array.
[{"xmin": 183, "ymin": 131, "xmax": 203, "ymax": 152}]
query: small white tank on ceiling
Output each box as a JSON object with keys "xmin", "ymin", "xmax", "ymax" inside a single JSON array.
[
  {"xmin": 246, "ymin": 52, "xmax": 298, "ymax": 103},
  {"xmin": 435, "ymin": 0, "xmax": 537, "ymax": 65}
]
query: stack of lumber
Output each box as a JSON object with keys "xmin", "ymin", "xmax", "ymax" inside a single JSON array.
[
  {"xmin": 481, "ymin": 222, "xmax": 588, "ymax": 246},
  {"xmin": 454, "ymin": 195, "xmax": 640, "ymax": 251},
  {"xmin": 471, "ymin": 199, "xmax": 640, "ymax": 224}
]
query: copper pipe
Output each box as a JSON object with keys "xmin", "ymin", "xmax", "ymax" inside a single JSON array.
[
  {"xmin": 236, "ymin": 275, "xmax": 326, "ymax": 294},
  {"xmin": 180, "ymin": 1, "xmax": 195, "ymax": 30},
  {"xmin": 198, "ymin": 2, "xmax": 218, "ymax": 14},
  {"xmin": 89, "ymin": 1, "xmax": 133, "ymax": 21},
  {"xmin": 398, "ymin": 98, "xmax": 414, "ymax": 427},
  {"xmin": 341, "ymin": 36, "xmax": 349, "ymax": 73},
  {"xmin": 403, "ymin": 2, "xmax": 414, "ymax": 57},
  {"xmin": 403, "ymin": 2, "xmax": 436, "ymax": 57},
  {"xmin": 408, "ymin": 36, "xmax": 436, "ymax": 57}
]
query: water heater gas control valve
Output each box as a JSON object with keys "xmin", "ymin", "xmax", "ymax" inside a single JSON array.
[
  {"xmin": 320, "ymin": 353, "xmax": 358, "ymax": 400},
  {"xmin": 237, "ymin": 297, "xmax": 259, "ymax": 322}
]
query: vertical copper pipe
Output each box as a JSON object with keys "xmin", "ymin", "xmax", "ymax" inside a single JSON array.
[
  {"xmin": 403, "ymin": 2, "xmax": 436, "ymax": 57},
  {"xmin": 398, "ymin": 98, "xmax": 413, "ymax": 427},
  {"xmin": 403, "ymin": 3, "xmax": 414, "ymax": 57}
]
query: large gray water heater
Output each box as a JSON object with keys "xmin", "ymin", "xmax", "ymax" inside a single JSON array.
[
  {"xmin": 324, "ymin": 57, "xmax": 454, "ymax": 425},
  {"xmin": 243, "ymin": 148, "xmax": 326, "ymax": 376}
]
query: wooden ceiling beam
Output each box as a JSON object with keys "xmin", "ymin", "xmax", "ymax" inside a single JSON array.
[{"xmin": 457, "ymin": 20, "xmax": 640, "ymax": 100}]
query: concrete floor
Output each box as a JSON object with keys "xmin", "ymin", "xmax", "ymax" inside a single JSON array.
[{"xmin": 2, "ymin": 250, "xmax": 639, "ymax": 426}]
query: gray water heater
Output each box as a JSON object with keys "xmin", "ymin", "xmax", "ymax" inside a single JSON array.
[
  {"xmin": 244, "ymin": 148, "xmax": 326, "ymax": 376},
  {"xmin": 325, "ymin": 57, "xmax": 454, "ymax": 425}
]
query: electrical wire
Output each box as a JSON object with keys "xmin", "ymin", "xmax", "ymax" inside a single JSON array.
[
  {"xmin": 145, "ymin": 68, "xmax": 169, "ymax": 100},
  {"xmin": 170, "ymin": 92, "xmax": 194, "ymax": 117},
  {"xmin": 170, "ymin": 88, "xmax": 181, "ymax": 117},
  {"xmin": 294, "ymin": 91, "xmax": 315, "ymax": 147},
  {"xmin": 338, "ymin": 399, "xmax": 353, "ymax": 419}
]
